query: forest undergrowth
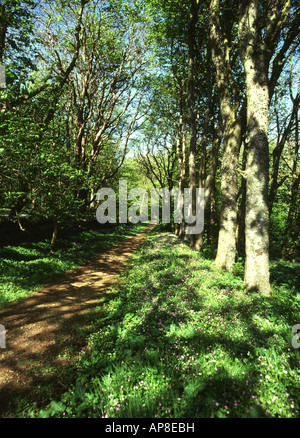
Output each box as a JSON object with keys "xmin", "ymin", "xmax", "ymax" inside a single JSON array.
[{"xmin": 37, "ymin": 226, "xmax": 300, "ymax": 419}]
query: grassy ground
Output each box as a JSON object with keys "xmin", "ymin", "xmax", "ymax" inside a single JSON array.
[
  {"xmin": 0, "ymin": 222, "xmax": 150, "ymax": 418},
  {"xmin": 0, "ymin": 223, "xmax": 148, "ymax": 309},
  {"xmin": 36, "ymin": 226, "xmax": 300, "ymax": 419}
]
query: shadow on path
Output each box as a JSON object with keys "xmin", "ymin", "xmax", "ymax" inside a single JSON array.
[{"xmin": 0, "ymin": 224, "xmax": 155, "ymax": 416}]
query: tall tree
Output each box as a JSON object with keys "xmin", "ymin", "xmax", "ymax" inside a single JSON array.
[
  {"xmin": 187, "ymin": 0, "xmax": 200, "ymax": 249},
  {"xmin": 238, "ymin": 0, "xmax": 299, "ymax": 294},
  {"xmin": 209, "ymin": 0, "xmax": 246, "ymax": 272}
]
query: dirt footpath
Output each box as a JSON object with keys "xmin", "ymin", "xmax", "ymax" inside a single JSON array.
[{"xmin": 0, "ymin": 224, "xmax": 155, "ymax": 416}]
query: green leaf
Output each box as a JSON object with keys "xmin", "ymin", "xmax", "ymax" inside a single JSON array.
[
  {"xmin": 39, "ymin": 409, "xmax": 52, "ymax": 418},
  {"xmin": 75, "ymin": 381, "xmax": 85, "ymax": 401},
  {"xmin": 50, "ymin": 400, "xmax": 66, "ymax": 413},
  {"xmin": 38, "ymin": 400, "xmax": 65, "ymax": 418}
]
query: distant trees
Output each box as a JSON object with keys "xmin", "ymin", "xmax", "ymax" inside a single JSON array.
[{"xmin": 139, "ymin": 0, "xmax": 299, "ymax": 295}]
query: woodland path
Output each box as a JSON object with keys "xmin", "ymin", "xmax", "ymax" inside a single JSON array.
[{"xmin": 0, "ymin": 224, "xmax": 155, "ymax": 416}]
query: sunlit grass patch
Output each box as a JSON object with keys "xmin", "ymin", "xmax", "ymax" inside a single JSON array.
[
  {"xmin": 0, "ymin": 223, "xmax": 147, "ymax": 309},
  {"xmin": 37, "ymin": 230, "xmax": 300, "ymax": 419}
]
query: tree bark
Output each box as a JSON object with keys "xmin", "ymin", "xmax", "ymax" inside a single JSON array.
[
  {"xmin": 288, "ymin": 210, "xmax": 300, "ymax": 262},
  {"xmin": 209, "ymin": 0, "xmax": 244, "ymax": 271},
  {"xmin": 187, "ymin": 0, "xmax": 200, "ymax": 250},
  {"xmin": 237, "ymin": 142, "xmax": 247, "ymax": 257},
  {"xmin": 281, "ymin": 174, "xmax": 300, "ymax": 259},
  {"xmin": 0, "ymin": 3, "xmax": 7, "ymax": 62},
  {"xmin": 281, "ymin": 104, "xmax": 299, "ymax": 259},
  {"xmin": 214, "ymin": 114, "xmax": 243, "ymax": 270},
  {"xmin": 50, "ymin": 217, "xmax": 58, "ymax": 254},
  {"xmin": 239, "ymin": 0, "xmax": 271, "ymax": 295},
  {"xmin": 192, "ymin": 41, "xmax": 213, "ymax": 250},
  {"xmin": 175, "ymin": 87, "xmax": 187, "ymax": 238},
  {"xmin": 206, "ymin": 115, "xmax": 222, "ymax": 245}
]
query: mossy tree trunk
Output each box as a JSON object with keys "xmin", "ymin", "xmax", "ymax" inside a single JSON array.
[
  {"xmin": 209, "ymin": 0, "xmax": 245, "ymax": 272},
  {"xmin": 213, "ymin": 115, "xmax": 243, "ymax": 271},
  {"xmin": 239, "ymin": 0, "xmax": 271, "ymax": 295}
]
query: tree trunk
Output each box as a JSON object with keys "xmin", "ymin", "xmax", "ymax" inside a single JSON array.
[
  {"xmin": 288, "ymin": 210, "xmax": 300, "ymax": 262},
  {"xmin": 209, "ymin": 185, "xmax": 217, "ymax": 245},
  {"xmin": 175, "ymin": 87, "xmax": 187, "ymax": 239},
  {"xmin": 0, "ymin": 3, "xmax": 7, "ymax": 62},
  {"xmin": 214, "ymin": 116, "xmax": 242, "ymax": 271},
  {"xmin": 237, "ymin": 142, "xmax": 247, "ymax": 257},
  {"xmin": 287, "ymin": 96, "xmax": 299, "ymax": 262},
  {"xmin": 192, "ymin": 41, "xmax": 213, "ymax": 251},
  {"xmin": 206, "ymin": 116, "xmax": 222, "ymax": 245},
  {"xmin": 187, "ymin": 0, "xmax": 200, "ymax": 250},
  {"xmin": 50, "ymin": 217, "xmax": 58, "ymax": 254},
  {"xmin": 281, "ymin": 173, "xmax": 300, "ymax": 259},
  {"xmin": 209, "ymin": 0, "xmax": 244, "ymax": 271},
  {"xmin": 239, "ymin": 0, "xmax": 271, "ymax": 295}
]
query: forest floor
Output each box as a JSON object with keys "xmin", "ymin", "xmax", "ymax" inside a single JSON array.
[{"xmin": 0, "ymin": 224, "xmax": 155, "ymax": 417}]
